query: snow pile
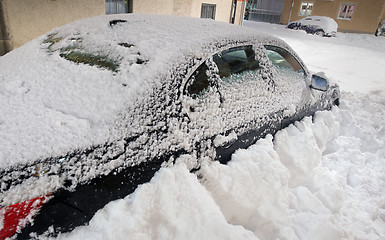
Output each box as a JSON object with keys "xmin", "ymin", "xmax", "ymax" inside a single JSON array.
[
  {"xmin": 54, "ymin": 165, "xmax": 256, "ymax": 240},
  {"xmin": 321, "ymin": 92, "xmax": 385, "ymax": 239},
  {"xmin": 57, "ymin": 99, "xmax": 385, "ymax": 240}
]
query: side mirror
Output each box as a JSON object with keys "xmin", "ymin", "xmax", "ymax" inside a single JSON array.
[{"xmin": 311, "ymin": 73, "xmax": 329, "ymax": 91}]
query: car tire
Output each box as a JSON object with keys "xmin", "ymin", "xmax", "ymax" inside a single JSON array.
[{"xmin": 315, "ymin": 30, "xmax": 325, "ymax": 36}]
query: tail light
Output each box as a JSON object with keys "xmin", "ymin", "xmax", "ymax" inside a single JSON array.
[{"xmin": 0, "ymin": 195, "xmax": 50, "ymax": 240}]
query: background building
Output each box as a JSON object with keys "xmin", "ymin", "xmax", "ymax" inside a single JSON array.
[
  {"xmin": 0, "ymin": 0, "xmax": 105, "ymax": 56},
  {"xmin": 245, "ymin": 0, "xmax": 285, "ymax": 24},
  {"xmin": 0, "ymin": 0, "xmax": 246, "ymax": 56},
  {"xmin": 280, "ymin": 0, "xmax": 385, "ymax": 34}
]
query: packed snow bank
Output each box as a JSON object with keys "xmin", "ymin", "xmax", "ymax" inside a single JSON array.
[
  {"xmin": 55, "ymin": 164, "xmax": 257, "ymax": 240},
  {"xmin": 199, "ymin": 109, "xmax": 347, "ymax": 240},
  {"xmin": 321, "ymin": 91, "xmax": 385, "ymax": 239}
]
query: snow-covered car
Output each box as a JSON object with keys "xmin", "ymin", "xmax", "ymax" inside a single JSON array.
[
  {"xmin": 287, "ymin": 16, "xmax": 338, "ymax": 37},
  {"xmin": 0, "ymin": 14, "xmax": 340, "ymax": 238},
  {"xmin": 375, "ymin": 20, "xmax": 385, "ymax": 36}
]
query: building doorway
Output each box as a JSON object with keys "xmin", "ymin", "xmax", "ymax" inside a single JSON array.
[
  {"xmin": 245, "ymin": 0, "xmax": 284, "ymax": 24},
  {"xmin": 106, "ymin": 0, "xmax": 132, "ymax": 14}
]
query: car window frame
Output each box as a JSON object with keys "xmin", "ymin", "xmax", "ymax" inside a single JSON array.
[
  {"xmin": 212, "ymin": 45, "xmax": 261, "ymax": 83},
  {"xmin": 181, "ymin": 44, "xmax": 265, "ymax": 117},
  {"xmin": 264, "ymin": 45, "xmax": 307, "ymax": 77}
]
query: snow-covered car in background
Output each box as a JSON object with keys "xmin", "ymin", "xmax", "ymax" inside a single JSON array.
[
  {"xmin": 375, "ymin": 20, "xmax": 385, "ymax": 36},
  {"xmin": 0, "ymin": 14, "xmax": 340, "ymax": 239},
  {"xmin": 287, "ymin": 16, "xmax": 338, "ymax": 37}
]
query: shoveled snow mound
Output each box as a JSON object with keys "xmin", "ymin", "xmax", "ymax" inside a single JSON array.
[{"xmin": 54, "ymin": 164, "xmax": 256, "ymax": 240}]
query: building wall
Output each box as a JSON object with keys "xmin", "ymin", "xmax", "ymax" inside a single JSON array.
[
  {"xmin": 132, "ymin": 0, "xmax": 238, "ymax": 24},
  {"xmin": 281, "ymin": 0, "xmax": 385, "ymax": 34},
  {"xmin": 1, "ymin": 0, "xmax": 244, "ymax": 56},
  {"xmin": 2, "ymin": 0, "xmax": 105, "ymax": 51}
]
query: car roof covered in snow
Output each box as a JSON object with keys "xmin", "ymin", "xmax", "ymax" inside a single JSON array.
[{"xmin": 0, "ymin": 13, "xmax": 290, "ymax": 169}]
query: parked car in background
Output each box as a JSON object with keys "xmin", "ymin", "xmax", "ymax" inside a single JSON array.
[
  {"xmin": 0, "ymin": 13, "xmax": 340, "ymax": 239},
  {"xmin": 375, "ymin": 20, "xmax": 385, "ymax": 36},
  {"xmin": 287, "ymin": 16, "xmax": 338, "ymax": 37}
]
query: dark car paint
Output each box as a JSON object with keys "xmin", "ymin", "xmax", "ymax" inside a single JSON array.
[
  {"xmin": 16, "ymin": 150, "xmax": 183, "ymax": 238},
  {"xmin": 287, "ymin": 22, "xmax": 326, "ymax": 36},
  {"xmin": 216, "ymin": 85, "xmax": 339, "ymax": 164}
]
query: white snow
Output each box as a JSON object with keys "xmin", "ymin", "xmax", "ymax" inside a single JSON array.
[
  {"xmin": 41, "ymin": 21, "xmax": 385, "ymax": 240},
  {"xmin": 2, "ymin": 14, "xmax": 322, "ymax": 207},
  {"xmin": 1, "ymin": 14, "xmax": 280, "ymax": 171}
]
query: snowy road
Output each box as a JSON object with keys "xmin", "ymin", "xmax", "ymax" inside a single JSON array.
[{"xmin": 55, "ymin": 22, "xmax": 385, "ymax": 240}]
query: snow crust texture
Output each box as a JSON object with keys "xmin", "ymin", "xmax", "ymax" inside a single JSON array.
[
  {"xmin": 0, "ymin": 14, "xmax": 278, "ymax": 170},
  {"xmin": 48, "ymin": 21, "xmax": 385, "ymax": 240},
  {"xmin": 2, "ymin": 18, "xmax": 385, "ymax": 240},
  {"xmin": 1, "ymin": 14, "xmax": 324, "ymax": 206}
]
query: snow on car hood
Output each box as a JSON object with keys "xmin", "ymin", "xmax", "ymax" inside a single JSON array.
[
  {"xmin": 294, "ymin": 16, "xmax": 338, "ymax": 34},
  {"xmin": 0, "ymin": 14, "xmax": 284, "ymax": 170}
]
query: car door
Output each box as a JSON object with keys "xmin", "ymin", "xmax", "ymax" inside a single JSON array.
[
  {"xmin": 182, "ymin": 44, "xmax": 268, "ymax": 162},
  {"xmin": 209, "ymin": 44, "xmax": 280, "ymax": 162},
  {"xmin": 263, "ymin": 45, "xmax": 312, "ymax": 128},
  {"xmin": 182, "ymin": 43, "xmax": 309, "ymax": 164}
]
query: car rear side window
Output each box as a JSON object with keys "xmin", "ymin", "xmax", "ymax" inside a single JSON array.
[
  {"xmin": 185, "ymin": 62, "xmax": 210, "ymax": 99},
  {"xmin": 213, "ymin": 45, "xmax": 260, "ymax": 81},
  {"xmin": 265, "ymin": 45, "xmax": 304, "ymax": 74}
]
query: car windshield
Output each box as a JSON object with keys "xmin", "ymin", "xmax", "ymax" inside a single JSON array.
[{"xmin": 185, "ymin": 63, "xmax": 210, "ymax": 99}]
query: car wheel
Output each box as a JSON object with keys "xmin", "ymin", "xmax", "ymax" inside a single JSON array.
[{"xmin": 315, "ymin": 30, "xmax": 325, "ymax": 36}]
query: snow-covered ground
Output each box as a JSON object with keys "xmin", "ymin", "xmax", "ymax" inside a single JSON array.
[{"xmin": 52, "ymin": 21, "xmax": 385, "ymax": 240}]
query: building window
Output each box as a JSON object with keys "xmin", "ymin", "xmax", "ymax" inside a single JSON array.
[
  {"xmin": 201, "ymin": 3, "xmax": 216, "ymax": 20},
  {"xmin": 106, "ymin": 0, "xmax": 130, "ymax": 15},
  {"xmin": 338, "ymin": 4, "xmax": 355, "ymax": 20},
  {"xmin": 299, "ymin": 2, "xmax": 313, "ymax": 16}
]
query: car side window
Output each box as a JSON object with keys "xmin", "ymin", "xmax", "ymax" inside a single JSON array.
[
  {"xmin": 213, "ymin": 45, "xmax": 260, "ymax": 82},
  {"xmin": 185, "ymin": 62, "xmax": 210, "ymax": 99},
  {"xmin": 265, "ymin": 45, "xmax": 304, "ymax": 74}
]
